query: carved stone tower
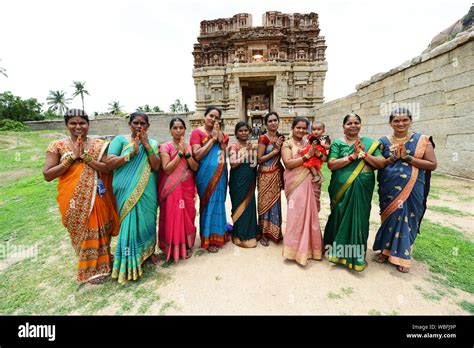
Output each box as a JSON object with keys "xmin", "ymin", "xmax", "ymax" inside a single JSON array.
[{"xmin": 191, "ymin": 11, "xmax": 328, "ymax": 133}]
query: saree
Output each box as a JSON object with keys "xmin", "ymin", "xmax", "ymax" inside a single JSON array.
[
  {"xmin": 282, "ymin": 140, "xmax": 323, "ymax": 265},
  {"xmin": 108, "ymin": 135, "xmax": 159, "ymax": 284},
  {"xmin": 158, "ymin": 142, "xmax": 197, "ymax": 261},
  {"xmin": 190, "ymin": 129, "xmax": 229, "ymax": 249},
  {"xmin": 229, "ymin": 144, "xmax": 258, "ymax": 248},
  {"xmin": 257, "ymin": 134, "xmax": 283, "ymax": 243},
  {"xmin": 324, "ymin": 137, "xmax": 382, "ymax": 271},
  {"xmin": 47, "ymin": 138, "xmax": 119, "ymax": 284},
  {"xmin": 373, "ymin": 132, "xmax": 433, "ymax": 268}
]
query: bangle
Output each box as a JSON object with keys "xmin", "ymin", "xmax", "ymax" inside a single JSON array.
[
  {"xmin": 358, "ymin": 151, "xmax": 367, "ymax": 159},
  {"xmin": 61, "ymin": 154, "xmax": 74, "ymax": 168},
  {"xmin": 302, "ymin": 154, "xmax": 310, "ymax": 162},
  {"xmin": 348, "ymin": 154, "xmax": 355, "ymax": 162},
  {"xmin": 83, "ymin": 153, "xmax": 93, "ymax": 164},
  {"xmin": 178, "ymin": 151, "xmax": 184, "ymax": 158},
  {"xmin": 145, "ymin": 146, "xmax": 155, "ymax": 156},
  {"xmin": 185, "ymin": 152, "xmax": 191, "ymax": 159},
  {"xmin": 124, "ymin": 152, "xmax": 131, "ymax": 162},
  {"xmin": 403, "ymin": 155, "xmax": 413, "ymax": 163}
]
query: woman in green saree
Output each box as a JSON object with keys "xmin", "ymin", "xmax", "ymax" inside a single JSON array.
[
  {"xmin": 324, "ymin": 113, "xmax": 385, "ymax": 271},
  {"xmin": 228, "ymin": 121, "xmax": 258, "ymax": 248},
  {"xmin": 106, "ymin": 112, "xmax": 161, "ymax": 284}
]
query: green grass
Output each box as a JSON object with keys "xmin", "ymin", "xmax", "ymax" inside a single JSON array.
[
  {"xmin": 327, "ymin": 287, "xmax": 353, "ymax": 300},
  {"xmin": 428, "ymin": 206, "xmax": 473, "ymax": 217},
  {"xmin": 0, "ymin": 131, "xmax": 173, "ymax": 315},
  {"xmin": 458, "ymin": 300, "xmax": 474, "ymax": 314},
  {"xmin": 414, "ymin": 221, "xmax": 474, "ymax": 294}
]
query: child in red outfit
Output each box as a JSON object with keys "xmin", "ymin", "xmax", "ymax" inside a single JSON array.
[{"xmin": 302, "ymin": 121, "xmax": 331, "ymax": 183}]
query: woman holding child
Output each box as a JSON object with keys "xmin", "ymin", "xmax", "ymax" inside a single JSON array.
[
  {"xmin": 281, "ymin": 117, "xmax": 326, "ymax": 266},
  {"xmin": 324, "ymin": 113, "xmax": 385, "ymax": 271}
]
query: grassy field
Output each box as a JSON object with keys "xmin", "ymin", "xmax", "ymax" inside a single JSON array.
[{"xmin": 0, "ymin": 130, "xmax": 473, "ymax": 314}]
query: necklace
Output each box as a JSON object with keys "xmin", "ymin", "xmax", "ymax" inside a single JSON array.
[
  {"xmin": 344, "ymin": 135, "xmax": 357, "ymax": 144},
  {"xmin": 394, "ymin": 135, "xmax": 408, "ymax": 141}
]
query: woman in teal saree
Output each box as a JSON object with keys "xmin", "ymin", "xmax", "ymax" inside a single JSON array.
[
  {"xmin": 106, "ymin": 112, "xmax": 161, "ymax": 284},
  {"xmin": 228, "ymin": 121, "xmax": 258, "ymax": 248},
  {"xmin": 324, "ymin": 114, "xmax": 385, "ymax": 271}
]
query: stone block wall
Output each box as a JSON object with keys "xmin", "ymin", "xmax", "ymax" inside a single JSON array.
[
  {"xmin": 315, "ymin": 29, "xmax": 474, "ymax": 179},
  {"xmin": 26, "ymin": 113, "xmax": 193, "ymax": 141}
]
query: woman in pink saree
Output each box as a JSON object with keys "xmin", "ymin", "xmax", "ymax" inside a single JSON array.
[
  {"xmin": 158, "ymin": 118, "xmax": 199, "ymax": 262},
  {"xmin": 281, "ymin": 117, "xmax": 326, "ymax": 266}
]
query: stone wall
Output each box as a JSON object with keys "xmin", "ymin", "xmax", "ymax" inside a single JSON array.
[
  {"xmin": 26, "ymin": 112, "xmax": 193, "ymax": 141},
  {"xmin": 316, "ymin": 29, "xmax": 474, "ymax": 179}
]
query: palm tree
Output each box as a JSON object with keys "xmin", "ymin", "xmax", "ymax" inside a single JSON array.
[
  {"xmin": 108, "ymin": 101, "xmax": 123, "ymax": 115},
  {"xmin": 0, "ymin": 59, "xmax": 7, "ymax": 77},
  {"xmin": 71, "ymin": 81, "xmax": 90, "ymax": 111},
  {"xmin": 47, "ymin": 90, "xmax": 71, "ymax": 115},
  {"xmin": 170, "ymin": 99, "xmax": 184, "ymax": 113}
]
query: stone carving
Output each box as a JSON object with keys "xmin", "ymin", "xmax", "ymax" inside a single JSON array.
[{"xmin": 191, "ymin": 11, "xmax": 328, "ymax": 133}]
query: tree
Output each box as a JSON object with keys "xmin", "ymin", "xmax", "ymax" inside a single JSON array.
[
  {"xmin": 183, "ymin": 104, "xmax": 189, "ymax": 112},
  {"xmin": 108, "ymin": 101, "xmax": 123, "ymax": 115},
  {"xmin": 170, "ymin": 99, "xmax": 184, "ymax": 113},
  {"xmin": 47, "ymin": 90, "xmax": 71, "ymax": 116},
  {"xmin": 0, "ymin": 91, "xmax": 43, "ymax": 122},
  {"xmin": 152, "ymin": 106, "xmax": 162, "ymax": 112},
  {"xmin": 0, "ymin": 59, "xmax": 7, "ymax": 78},
  {"xmin": 71, "ymin": 81, "xmax": 90, "ymax": 111}
]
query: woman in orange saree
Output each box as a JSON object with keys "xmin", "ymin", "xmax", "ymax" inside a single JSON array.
[{"xmin": 43, "ymin": 109, "xmax": 119, "ymax": 284}]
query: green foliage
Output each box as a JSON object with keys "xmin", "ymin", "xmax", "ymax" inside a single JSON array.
[
  {"xmin": 108, "ymin": 101, "xmax": 124, "ymax": 115},
  {"xmin": 0, "ymin": 91, "xmax": 44, "ymax": 122},
  {"xmin": 459, "ymin": 300, "xmax": 474, "ymax": 314},
  {"xmin": 0, "ymin": 131, "xmax": 172, "ymax": 315},
  {"xmin": 169, "ymin": 99, "xmax": 189, "ymax": 113},
  {"xmin": 0, "ymin": 119, "xmax": 27, "ymax": 131},
  {"xmin": 46, "ymin": 90, "xmax": 71, "ymax": 116}
]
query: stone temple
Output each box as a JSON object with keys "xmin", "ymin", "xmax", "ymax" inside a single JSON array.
[{"xmin": 189, "ymin": 11, "xmax": 328, "ymax": 133}]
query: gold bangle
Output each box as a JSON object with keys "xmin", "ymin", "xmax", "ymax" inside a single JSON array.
[
  {"xmin": 61, "ymin": 155, "xmax": 74, "ymax": 168},
  {"xmin": 83, "ymin": 153, "xmax": 93, "ymax": 164}
]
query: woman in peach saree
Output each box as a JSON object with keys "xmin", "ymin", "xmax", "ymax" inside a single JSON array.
[
  {"xmin": 43, "ymin": 109, "xmax": 119, "ymax": 284},
  {"xmin": 281, "ymin": 117, "xmax": 325, "ymax": 266}
]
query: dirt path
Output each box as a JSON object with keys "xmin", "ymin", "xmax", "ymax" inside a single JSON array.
[{"xmin": 149, "ymin": 175, "xmax": 473, "ymax": 315}]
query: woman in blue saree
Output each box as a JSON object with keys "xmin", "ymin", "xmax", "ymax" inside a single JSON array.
[
  {"xmin": 190, "ymin": 106, "xmax": 229, "ymax": 253},
  {"xmin": 374, "ymin": 108, "xmax": 437, "ymax": 273},
  {"xmin": 106, "ymin": 112, "xmax": 161, "ymax": 283}
]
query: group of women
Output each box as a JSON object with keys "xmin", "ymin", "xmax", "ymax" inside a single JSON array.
[{"xmin": 43, "ymin": 106, "xmax": 436, "ymax": 285}]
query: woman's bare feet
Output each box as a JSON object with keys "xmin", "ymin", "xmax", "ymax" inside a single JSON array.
[{"xmin": 260, "ymin": 236, "xmax": 269, "ymax": 247}]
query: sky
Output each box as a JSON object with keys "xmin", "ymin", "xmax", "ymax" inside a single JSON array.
[{"xmin": 0, "ymin": 0, "xmax": 471, "ymax": 114}]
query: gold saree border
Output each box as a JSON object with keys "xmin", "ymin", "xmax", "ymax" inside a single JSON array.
[{"xmin": 332, "ymin": 140, "xmax": 380, "ymax": 207}]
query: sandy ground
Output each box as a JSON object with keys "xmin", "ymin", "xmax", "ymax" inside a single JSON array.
[{"xmin": 149, "ymin": 176, "xmax": 473, "ymax": 315}]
